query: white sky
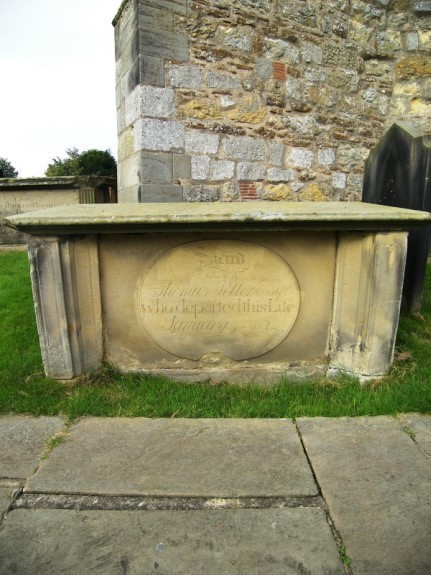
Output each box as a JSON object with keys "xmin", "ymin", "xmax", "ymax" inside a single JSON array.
[{"xmin": 0, "ymin": 0, "xmax": 120, "ymax": 177}]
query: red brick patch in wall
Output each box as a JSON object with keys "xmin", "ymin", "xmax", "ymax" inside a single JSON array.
[
  {"xmin": 239, "ymin": 181, "xmax": 259, "ymax": 201},
  {"xmin": 272, "ymin": 61, "xmax": 287, "ymax": 81}
]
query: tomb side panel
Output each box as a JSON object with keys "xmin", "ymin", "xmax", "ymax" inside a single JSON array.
[
  {"xmin": 329, "ymin": 231, "xmax": 407, "ymax": 377},
  {"xmin": 98, "ymin": 232, "xmax": 336, "ymax": 373}
]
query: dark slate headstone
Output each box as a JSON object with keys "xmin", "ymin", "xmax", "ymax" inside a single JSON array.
[{"xmin": 363, "ymin": 122, "xmax": 431, "ymax": 313}]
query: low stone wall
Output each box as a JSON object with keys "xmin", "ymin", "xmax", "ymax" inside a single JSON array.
[
  {"xmin": 0, "ymin": 177, "xmax": 117, "ymax": 244},
  {"xmin": 114, "ymin": 0, "xmax": 431, "ymax": 203}
]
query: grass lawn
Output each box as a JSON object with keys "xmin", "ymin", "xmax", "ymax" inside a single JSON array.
[{"xmin": 0, "ymin": 250, "xmax": 430, "ymax": 418}]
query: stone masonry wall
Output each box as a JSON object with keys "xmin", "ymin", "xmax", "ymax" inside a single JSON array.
[{"xmin": 114, "ymin": 0, "xmax": 431, "ymax": 203}]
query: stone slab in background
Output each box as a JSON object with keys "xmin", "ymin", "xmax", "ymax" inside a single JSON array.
[
  {"xmin": 297, "ymin": 416, "xmax": 431, "ymax": 575},
  {"xmin": 363, "ymin": 122, "xmax": 431, "ymax": 313},
  {"xmin": 0, "ymin": 508, "xmax": 344, "ymax": 575},
  {"xmin": 0, "ymin": 416, "xmax": 66, "ymax": 479},
  {"xmin": 26, "ymin": 418, "xmax": 317, "ymax": 497}
]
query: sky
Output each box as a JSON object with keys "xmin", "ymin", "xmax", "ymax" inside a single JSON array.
[{"xmin": 0, "ymin": 0, "xmax": 120, "ymax": 178}]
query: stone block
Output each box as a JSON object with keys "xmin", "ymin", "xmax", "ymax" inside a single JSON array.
[
  {"xmin": 267, "ymin": 168, "xmax": 295, "ymax": 182},
  {"xmin": 210, "ymin": 160, "xmax": 235, "ymax": 180},
  {"xmin": 332, "ymin": 172, "xmax": 347, "ymax": 189},
  {"xmin": 223, "ymin": 136, "xmax": 265, "ymax": 161},
  {"xmin": 207, "ymin": 70, "xmax": 242, "ymax": 90},
  {"xmin": 255, "ymin": 57, "xmax": 273, "ymax": 80},
  {"xmin": 413, "ymin": 1, "xmax": 431, "ymax": 12},
  {"xmin": 143, "ymin": 0, "xmax": 187, "ymax": 15},
  {"xmin": 118, "ymin": 185, "xmax": 141, "ymax": 203},
  {"xmin": 184, "ymin": 185, "xmax": 220, "ymax": 202},
  {"xmin": 135, "ymin": 118, "xmax": 185, "ymax": 152},
  {"xmin": 288, "ymin": 148, "xmax": 314, "ymax": 169},
  {"xmin": 138, "ymin": 54, "xmax": 165, "ymax": 87},
  {"xmin": 237, "ymin": 162, "xmax": 266, "ymax": 180},
  {"xmin": 140, "ymin": 184, "xmax": 183, "ymax": 202},
  {"xmin": 173, "ymin": 154, "xmax": 191, "ymax": 179},
  {"xmin": 191, "ymin": 156, "xmax": 211, "ymax": 180},
  {"xmin": 263, "ymin": 38, "xmax": 300, "ymax": 65},
  {"xmin": 168, "ymin": 65, "xmax": 204, "ymax": 89},
  {"xmin": 317, "ymin": 148, "xmax": 336, "ymax": 165},
  {"xmin": 139, "ymin": 85, "xmax": 175, "ymax": 118},
  {"xmin": 119, "ymin": 153, "xmax": 141, "ymax": 189},
  {"xmin": 185, "ymin": 130, "xmax": 219, "ymax": 154},
  {"xmin": 139, "ymin": 27, "xmax": 188, "ymax": 62},
  {"xmin": 141, "ymin": 152, "xmax": 173, "ymax": 183},
  {"xmin": 300, "ymin": 42, "xmax": 323, "ymax": 65},
  {"xmin": 267, "ymin": 141, "xmax": 284, "ymax": 166}
]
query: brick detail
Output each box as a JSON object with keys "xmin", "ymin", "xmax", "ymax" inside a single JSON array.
[
  {"xmin": 272, "ymin": 61, "xmax": 287, "ymax": 81},
  {"xmin": 239, "ymin": 181, "xmax": 259, "ymax": 201}
]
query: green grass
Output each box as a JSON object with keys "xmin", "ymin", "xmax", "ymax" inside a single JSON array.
[{"xmin": 1, "ymin": 250, "xmax": 430, "ymax": 418}]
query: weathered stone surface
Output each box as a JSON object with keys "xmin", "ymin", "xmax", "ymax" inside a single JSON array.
[
  {"xmin": 298, "ymin": 416, "xmax": 431, "ymax": 575},
  {"xmin": 399, "ymin": 413, "xmax": 431, "ymax": 456},
  {"xmin": 141, "ymin": 152, "xmax": 173, "ymax": 183},
  {"xmin": 207, "ymin": 70, "xmax": 242, "ymax": 90},
  {"xmin": 185, "ymin": 130, "xmax": 220, "ymax": 154},
  {"xmin": 237, "ymin": 162, "xmax": 266, "ymax": 180},
  {"xmin": 0, "ymin": 484, "xmax": 18, "ymax": 517},
  {"xmin": 330, "ymin": 232, "xmax": 407, "ymax": 377},
  {"xmin": 0, "ymin": 508, "xmax": 344, "ymax": 574},
  {"xmin": 0, "ymin": 416, "xmax": 66, "ymax": 479},
  {"xmin": 267, "ymin": 168, "xmax": 295, "ymax": 182},
  {"xmin": 26, "ymin": 419, "xmax": 317, "ymax": 497},
  {"xmin": 135, "ymin": 118, "xmax": 185, "ymax": 151},
  {"xmin": 210, "ymin": 159, "xmax": 235, "ymax": 180},
  {"xmin": 139, "ymin": 184, "xmax": 183, "ymax": 202},
  {"xmin": 173, "ymin": 154, "xmax": 191, "ymax": 179},
  {"xmin": 223, "ymin": 136, "xmax": 265, "ymax": 161},
  {"xmin": 191, "ymin": 155, "xmax": 211, "ymax": 179},
  {"xmin": 138, "ymin": 28, "xmax": 188, "ymax": 61},
  {"xmin": 138, "ymin": 240, "xmax": 300, "ymax": 360},
  {"xmin": 168, "ymin": 64, "xmax": 203, "ymax": 88}
]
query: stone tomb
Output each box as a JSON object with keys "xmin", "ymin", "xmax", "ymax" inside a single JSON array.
[{"xmin": 6, "ymin": 202, "xmax": 431, "ymax": 383}]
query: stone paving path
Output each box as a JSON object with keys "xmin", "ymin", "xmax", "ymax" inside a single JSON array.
[{"xmin": 0, "ymin": 415, "xmax": 430, "ymax": 575}]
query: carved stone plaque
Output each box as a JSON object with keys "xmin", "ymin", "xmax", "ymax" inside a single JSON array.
[{"xmin": 138, "ymin": 240, "xmax": 300, "ymax": 360}]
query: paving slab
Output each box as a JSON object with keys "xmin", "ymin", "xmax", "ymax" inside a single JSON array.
[
  {"xmin": 297, "ymin": 416, "xmax": 431, "ymax": 575},
  {"xmin": 26, "ymin": 418, "xmax": 317, "ymax": 497},
  {"xmin": 0, "ymin": 416, "xmax": 66, "ymax": 479},
  {"xmin": 0, "ymin": 507, "xmax": 344, "ymax": 575},
  {"xmin": 399, "ymin": 413, "xmax": 431, "ymax": 456}
]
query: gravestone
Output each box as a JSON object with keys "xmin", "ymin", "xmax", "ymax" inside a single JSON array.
[
  {"xmin": 5, "ymin": 202, "xmax": 431, "ymax": 383},
  {"xmin": 363, "ymin": 122, "xmax": 431, "ymax": 313}
]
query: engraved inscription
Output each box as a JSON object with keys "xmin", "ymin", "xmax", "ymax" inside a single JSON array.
[{"xmin": 138, "ymin": 240, "xmax": 300, "ymax": 360}]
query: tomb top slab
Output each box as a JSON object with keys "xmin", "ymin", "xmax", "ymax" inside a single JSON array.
[{"xmin": 5, "ymin": 201, "xmax": 431, "ymax": 235}]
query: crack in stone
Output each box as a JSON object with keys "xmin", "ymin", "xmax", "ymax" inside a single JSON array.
[{"xmin": 13, "ymin": 493, "xmax": 326, "ymax": 512}]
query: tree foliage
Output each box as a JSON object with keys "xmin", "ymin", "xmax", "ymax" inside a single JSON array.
[
  {"xmin": 0, "ymin": 157, "xmax": 18, "ymax": 178},
  {"xmin": 45, "ymin": 148, "xmax": 117, "ymax": 178}
]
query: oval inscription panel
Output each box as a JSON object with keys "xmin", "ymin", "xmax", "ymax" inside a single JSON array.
[{"xmin": 138, "ymin": 240, "xmax": 300, "ymax": 360}]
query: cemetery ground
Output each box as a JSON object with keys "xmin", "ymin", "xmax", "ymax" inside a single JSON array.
[{"xmin": 1, "ymin": 249, "xmax": 431, "ymax": 418}]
